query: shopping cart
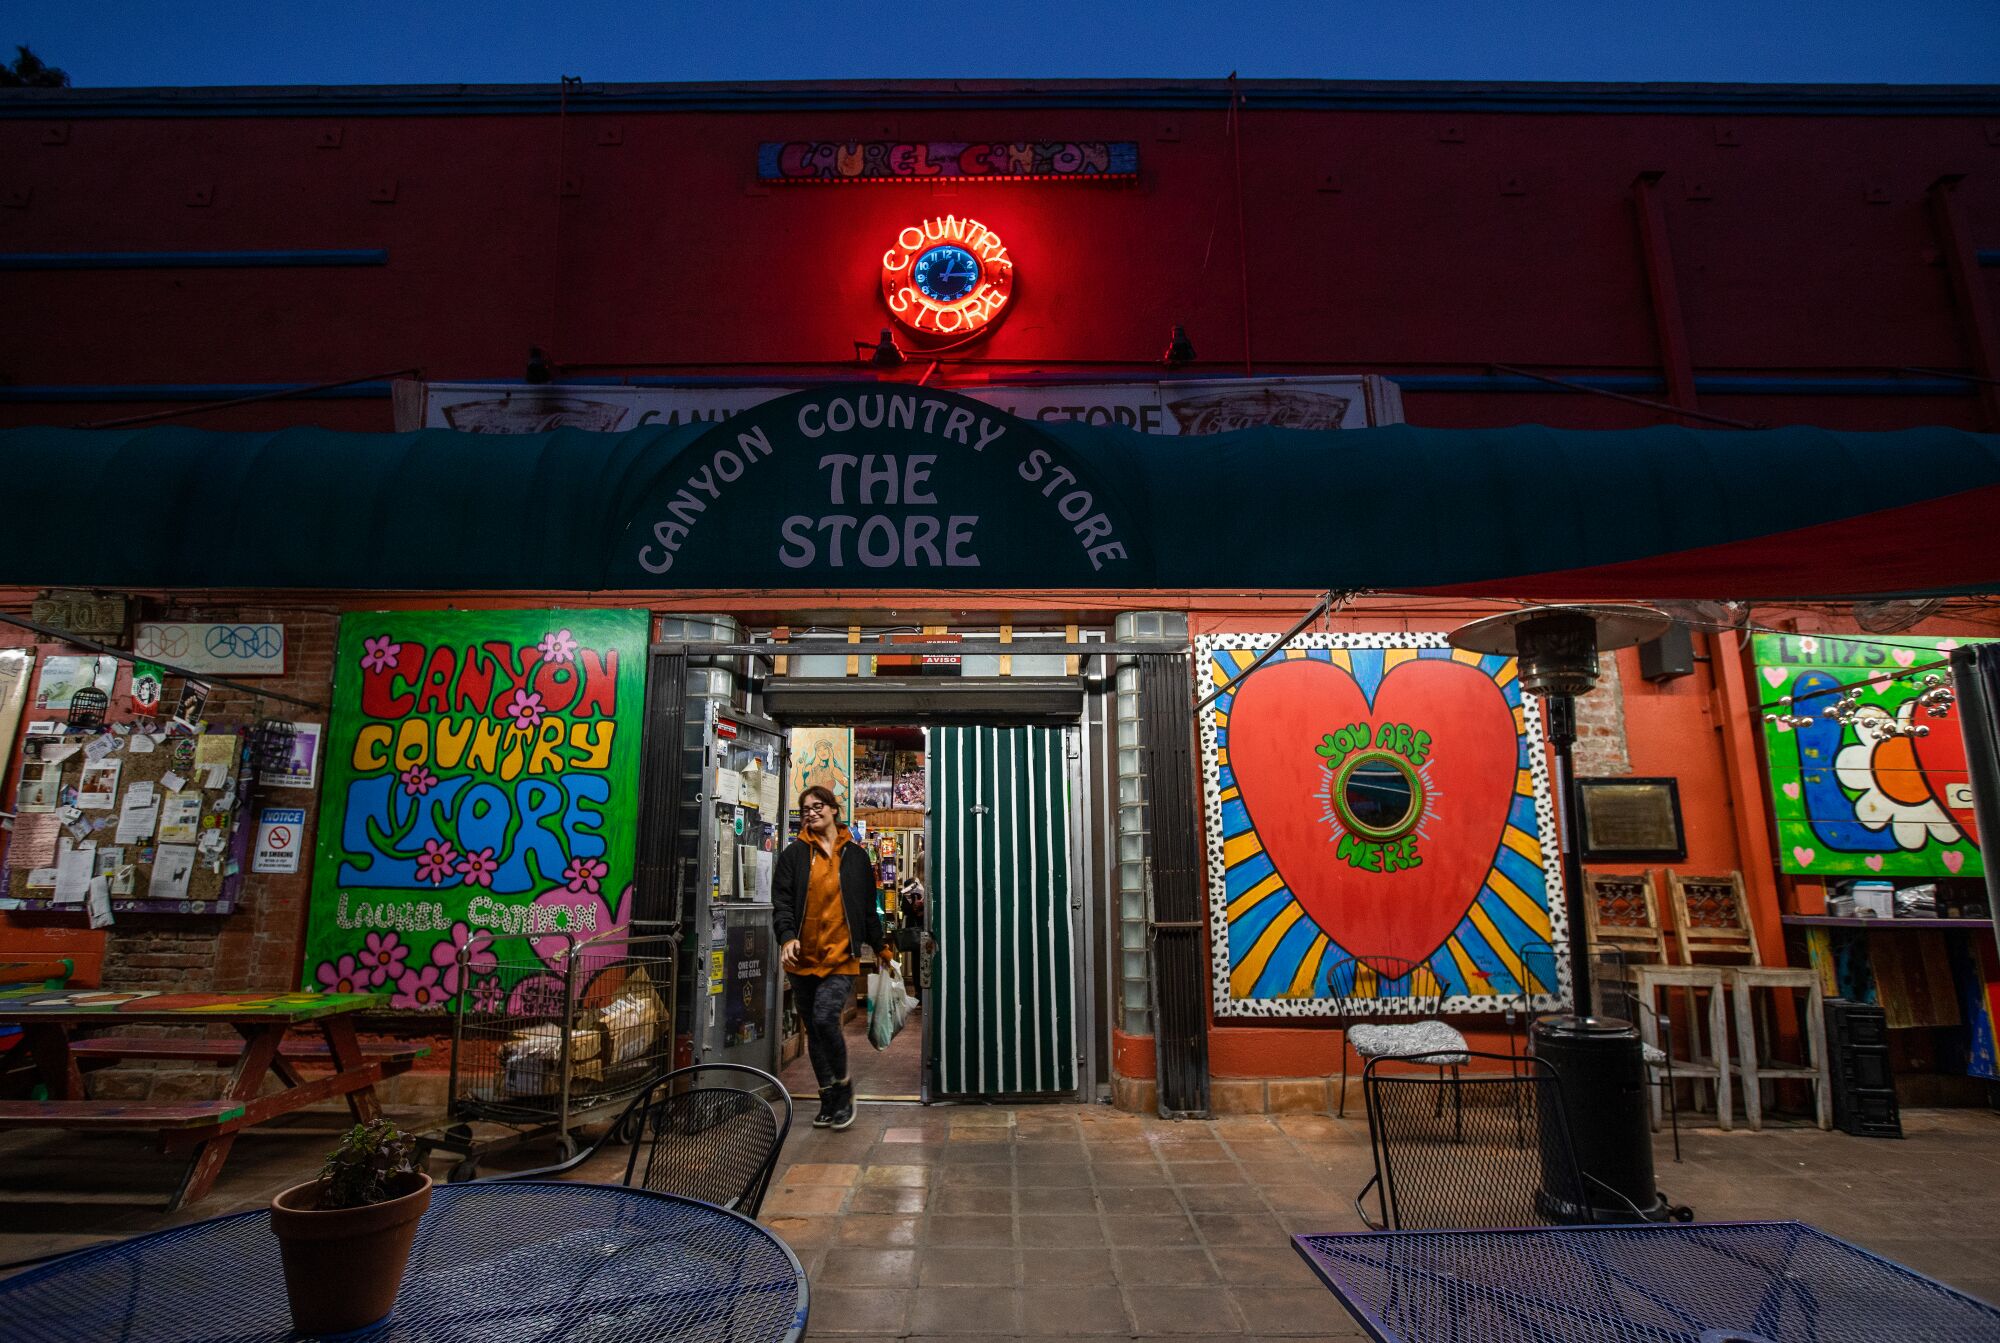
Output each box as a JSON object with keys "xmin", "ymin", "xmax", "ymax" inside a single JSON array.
[{"xmin": 422, "ymin": 929, "xmax": 677, "ymax": 1182}]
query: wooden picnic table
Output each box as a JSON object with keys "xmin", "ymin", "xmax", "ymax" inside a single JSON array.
[{"xmin": 0, "ymin": 987, "xmax": 426, "ymax": 1210}]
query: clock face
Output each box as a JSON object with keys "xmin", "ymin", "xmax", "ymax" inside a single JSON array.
[
  {"xmin": 881, "ymin": 217, "xmax": 1014, "ymax": 339},
  {"xmin": 912, "ymin": 245, "xmax": 981, "ymax": 303}
]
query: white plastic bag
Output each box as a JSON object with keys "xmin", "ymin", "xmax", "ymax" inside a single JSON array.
[{"xmin": 868, "ymin": 964, "xmax": 911, "ymax": 1051}]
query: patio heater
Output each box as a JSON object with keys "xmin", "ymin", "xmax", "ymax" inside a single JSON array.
[{"xmin": 1449, "ymin": 603, "xmax": 1676, "ymax": 1223}]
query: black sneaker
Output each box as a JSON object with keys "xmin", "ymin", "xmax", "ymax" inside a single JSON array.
[
  {"xmin": 828, "ymin": 1082, "xmax": 856, "ymax": 1131},
  {"xmin": 811, "ymin": 1088, "xmax": 836, "ymax": 1128}
]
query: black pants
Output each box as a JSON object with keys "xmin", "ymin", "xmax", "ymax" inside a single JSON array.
[{"xmin": 789, "ymin": 972, "xmax": 851, "ymax": 1089}]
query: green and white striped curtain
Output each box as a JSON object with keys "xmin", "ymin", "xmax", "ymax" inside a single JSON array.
[{"xmin": 929, "ymin": 726, "xmax": 1077, "ymax": 1097}]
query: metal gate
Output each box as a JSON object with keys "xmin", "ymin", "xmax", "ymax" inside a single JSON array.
[
  {"xmin": 1141, "ymin": 653, "xmax": 1211, "ymax": 1116},
  {"xmin": 929, "ymin": 725, "xmax": 1078, "ymax": 1097}
]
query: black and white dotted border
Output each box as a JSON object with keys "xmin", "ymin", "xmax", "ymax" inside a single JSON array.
[{"xmin": 1196, "ymin": 631, "xmax": 1570, "ymax": 1020}]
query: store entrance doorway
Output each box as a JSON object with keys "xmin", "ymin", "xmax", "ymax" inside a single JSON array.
[
  {"xmin": 768, "ymin": 720, "xmax": 1081, "ymax": 1105},
  {"xmin": 778, "ymin": 724, "xmax": 930, "ymax": 1106}
]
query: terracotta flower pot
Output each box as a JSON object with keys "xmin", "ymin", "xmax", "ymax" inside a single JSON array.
[{"xmin": 269, "ymin": 1172, "xmax": 433, "ymax": 1334}]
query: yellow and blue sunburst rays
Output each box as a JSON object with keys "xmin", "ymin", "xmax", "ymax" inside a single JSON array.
[
  {"xmin": 1219, "ymin": 641, "xmax": 1552, "ymax": 1006},
  {"xmin": 1452, "ymin": 689, "xmax": 1557, "ymax": 1003}
]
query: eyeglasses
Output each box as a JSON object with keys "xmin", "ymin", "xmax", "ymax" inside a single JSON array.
[{"xmin": 800, "ymin": 802, "xmax": 830, "ymax": 815}]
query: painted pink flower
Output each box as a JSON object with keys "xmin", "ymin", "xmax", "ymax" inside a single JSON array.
[
  {"xmin": 537, "ymin": 629, "xmax": 579, "ymax": 664},
  {"xmin": 563, "ymin": 855, "xmax": 609, "ymax": 896},
  {"xmin": 414, "ymin": 838, "xmax": 460, "ymax": 886},
  {"xmin": 471, "ymin": 977, "xmax": 505, "ymax": 1013},
  {"xmin": 358, "ymin": 931, "xmax": 408, "ymax": 987},
  {"xmin": 391, "ymin": 964, "xmax": 447, "ymax": 1011},
  {"xmin": 431, "ymin": 920, "xmax": 497, "ymax": 995},
  {"xmin": 508, "ymin": 974, "xmax": 568, "ymax": 1017},
  {"xmin": 456, "ymin": 847, "xmax": 499, "ymax": 887},
  {"xmin": 315, "ymin": 955, "xmax": 363, "ymax": 995},
  {"xmin": 503, "ymin": 687, "xmax": 545, "ymax": 731},
  {"xmin": 399, "ymin": 765, "xmax": 438, "ymax": 797},
  {"xmin": 360, "ymin": 635, "xmax": 403, "ymax": 674}
]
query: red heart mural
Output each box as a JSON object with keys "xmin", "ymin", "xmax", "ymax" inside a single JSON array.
[{"xmin": 1229, "ymin": 657, "xmax": 1522, "ymax": 969}]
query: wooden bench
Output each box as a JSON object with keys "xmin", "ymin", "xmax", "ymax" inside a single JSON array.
[
  {"xmin": 0, "ymin": 1099, "xmax": 245, "ymax": 1133},
  {"xmin": 68, "ymin": 1037, "xmax": 429, "ymax": 1066}
]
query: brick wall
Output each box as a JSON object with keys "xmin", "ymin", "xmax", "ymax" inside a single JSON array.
[
  {"xmin": 59, "ymin": 604, "xmax": 462, "ymax": 1106},
  {"xmin": 1572, "ymin": 652, "xmax": 1633, "ymax": 776}
]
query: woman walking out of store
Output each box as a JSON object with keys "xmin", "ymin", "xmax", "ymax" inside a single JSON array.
[{"xmin": 775, "ymin": 784, "xmax": 888, "ymax": 1131}]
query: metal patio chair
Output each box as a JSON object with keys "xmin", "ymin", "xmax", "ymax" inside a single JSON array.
[
  {"xmin": 1323, "ymin": 953, "xmax": 1467, "ymax": 1118},
  {"xmin": 489, "ymin": 1063, "xmax": 793, "ymax": 1216},
  {"xmin": 1489, "ymin": 941, "xmax": 1682, "ymax": 1163},
  {"xmin": 1356, "ymin": 1051, "xmax": 1590, "ymax": 1231}
]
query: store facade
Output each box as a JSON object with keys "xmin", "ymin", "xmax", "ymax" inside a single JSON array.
[{"xmin": 4, "ymin": 77, "xmax": 2000, "ymax": 1115}]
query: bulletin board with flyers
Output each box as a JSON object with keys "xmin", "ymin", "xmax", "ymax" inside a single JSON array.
[
  {"xmin": 2, "ymin": 644, "xmax": 261, "ymax": 917},
  {"xmin": 4, "ymin": 727, "xmax": 253, "ymax": 916}
]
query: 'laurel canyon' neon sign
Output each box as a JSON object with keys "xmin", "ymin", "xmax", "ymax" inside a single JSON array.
[{"xmin": 881, "ymin": 215, "xmax": 1015, "ymax": 339}]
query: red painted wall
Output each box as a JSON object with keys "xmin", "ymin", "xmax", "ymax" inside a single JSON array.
[{"xmin": 2, "ymin": 83, "xmax": 1996, "ymax": 432}]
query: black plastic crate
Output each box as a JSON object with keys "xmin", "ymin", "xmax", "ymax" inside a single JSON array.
[
  {"xmin": 1824, "ymin": 999, "xmax": 1902, "ymax": 1138},
  {"xmin": 1837, "ymin": 1045, "xmax": 1893, "ymax": 1092},
  {"xmin": 1839, "ymin": 1087, "xmax": 1903, "ymax": 1139}
]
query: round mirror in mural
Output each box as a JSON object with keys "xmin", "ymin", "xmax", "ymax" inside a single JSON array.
[{"xmin": 1334, "ymin": 751, "xmax": 1424, "ymax": 840}]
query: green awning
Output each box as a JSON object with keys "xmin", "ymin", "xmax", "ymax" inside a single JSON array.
[{"xmin": 4, "ymin": 386, "xmax": 1997, "ymax": 598}]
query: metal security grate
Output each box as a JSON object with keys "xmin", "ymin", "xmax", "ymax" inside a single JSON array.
[
  {"xmin": 1141, "ymin": 652, "xmax": 1210, "ymax": 1117},
  {"xmin": 636, "ymin": 649, "xmax": 693, "ymax": 928},
  {"xmin": 3, "ymin": 1181, "xmax": 809, "ymax": 1343},
  {"xmin": 1295, "ymin": 1221, "xmax": 2000, "ymax": 1343}
]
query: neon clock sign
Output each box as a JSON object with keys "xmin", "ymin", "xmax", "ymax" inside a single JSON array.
[{"xmin": 880, "ymin": 215, "xmax": 1014, "ymax": 340}]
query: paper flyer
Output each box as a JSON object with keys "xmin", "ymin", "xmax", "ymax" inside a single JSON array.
[
  {"xmin": 15, "ymin": 759, "xmax": 61, "ymax": 812},
  {"xmin": 261, "ymin": 721, "xmax": 322, "ymax": 789},
  {"xmin": 158, "ymin": 792, "xmax": 203, "ymax": 844},
  {"xmin": 0, "ymin": 649, "xmax": 31, "ymax": 779},
  {"xmin": 53, "ymin": 840, "xmax": 97, "ymax": 904},
  {"xmin": 77, "ymin": 759, "xmax": 122, "ymax": 809},
  {"xmin": 148, "ymin": 844, "xmax": 197, "ymax": 901},
  {"xmin": 172, "ymin": 679, "xmax": 211, "ymax": 731},
  {"xmin": 87, "ymin": 875, "xmax": 114, "ymax": 928},
  {"xmin": 34, "ymin": 656, "xmax": 114, "ymax": 711},
  {"xmin": 194, "ymin": 733, "xmax": 237, "ymax": 771},
  {"xmin": 116, "ymin": 783, "xmax": 160, "ymax": 844},
  {"xmin": 6, "ymin": 811, "xmax": 61, "ymax": 869}
]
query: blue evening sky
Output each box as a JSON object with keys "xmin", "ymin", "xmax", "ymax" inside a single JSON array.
[{"xmin": 9, "ymin": 1, "xmax": 1999, "ymax": 87}]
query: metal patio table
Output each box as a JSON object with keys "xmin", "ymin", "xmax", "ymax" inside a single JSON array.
[
  {"xmin": 1294, "ymin": 1221, "xmax": 2000, "ymax": 1343},
  {"xmin": 2, "ymin": 1180, "xmax": 809, "ymax": 1343}
]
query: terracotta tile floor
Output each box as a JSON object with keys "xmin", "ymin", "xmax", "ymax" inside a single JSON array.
[
  {"xmin": 6, "ymin": 1103, "xmax": 2000, "ymax": 1340},
  {"xmin": 780, "ymin": 1001, "xmax": 927, "ymax": 1101}
]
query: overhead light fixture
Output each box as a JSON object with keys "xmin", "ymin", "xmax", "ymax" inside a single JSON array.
[
  {"xmin": 1162, "ymin": 324, "xmax": 1196, "ymax": 368},
  {"xmin": 525, "ymin": 346, "xmax": 553, "ymax": 384},
  {"xmin": 867, "ymin": 329, "xmax": 906, "ymax": 369}
]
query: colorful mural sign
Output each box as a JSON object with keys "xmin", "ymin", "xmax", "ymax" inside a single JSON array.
[
  {"xmin": 1199, "ymin": 633, "xmax": 1565, "ymax": 1017},
  {"xmin": 758, "ymin": 140, "xmax": 1139, "ymax": 183},
  {"xmin": 302, "ymin": 610, "xmax": 648, "ymax": 1011},
  {"xmin": 1755, "ymin": 632, "xmax": 1985, "ymax": 878}
]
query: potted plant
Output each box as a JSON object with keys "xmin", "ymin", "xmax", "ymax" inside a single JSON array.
[{"xmin": 269, "ymin": 1119, "xmax": 433, "ymax": 1334}]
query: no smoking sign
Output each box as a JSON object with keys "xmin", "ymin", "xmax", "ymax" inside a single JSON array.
[{"xmin": 254, "ymin": 807, "xmax": 307, "ymax": 874}]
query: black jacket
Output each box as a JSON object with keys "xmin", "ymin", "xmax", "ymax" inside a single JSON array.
[{"xmin": 772, "ymin": 836, "xmax": 886, "ymax": 960}]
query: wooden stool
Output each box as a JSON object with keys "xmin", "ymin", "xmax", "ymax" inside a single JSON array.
[
  {"xmin": 1729, "ymin": 967, "xmax": 1831, "ymax": 1131},
  {"xmin": 1632, "ymin": 965, "xmax": 1732, "ymax": 1132}
]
